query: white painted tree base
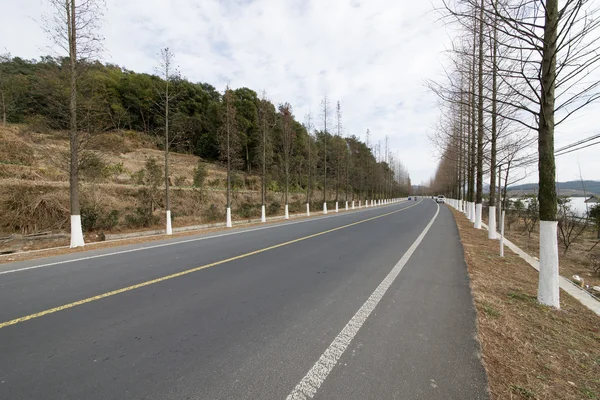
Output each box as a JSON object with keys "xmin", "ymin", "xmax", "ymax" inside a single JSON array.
[
  {"xmin": 500, "ymin": 210, "xmax": 505, "ymax": 257},
  {"xmin": 261, "ymin": 205, "xmax": 266, "ymax": 222},
  {"xmin": 345, "ymin": 201, "xmax": 348, "ymax": 211},
  {"xmin": 474, "ymin": 203, "xmax": 482, "ymax": 229},
  {"xmin": 70, "ymin": 215, "xmax": 85, "ymax": 248},
  {"xmin": 306, "ymin": 203, "xmax": 310, "ymax": 216},
  {"xmin": 352, "ymin": 201, "xmax": 355, "ymax": 210},
  {"xmin": 226, "ymin": 207, "xmax": 232, "ymax": 228},
  {"xmin": 323, "ymin": 202, "xmax": 328, "ymax": 214},
  {"xmin": 538, "ymin": 220, "xmax": 560, "ymax": 308},
  {"xmin": 166, "ymin": 210, "xmax": 173, "ymax": 235},
  {"xmin": 470, "ymin": 202, "xmax": 476, "ymax": 223},
  {"xmin": 358, "ymin": 201, "xmax": 361, "ymax": 208},
  {"xmin": 335, "ymin": 202, "xmax": 339, "ymax": 213},
  {"xmin": 285, "ymin": 204, "xmax": 290, "ymax": 219},
  {"xmin": 488, "ymin": 206, "xmax": 497, "ymax": 239}
]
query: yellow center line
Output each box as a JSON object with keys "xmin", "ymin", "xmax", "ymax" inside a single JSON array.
[{"xmin": 0, "ymin": 200, "xmax": 423, "ymax": 330}]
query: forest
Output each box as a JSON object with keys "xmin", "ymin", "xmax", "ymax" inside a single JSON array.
[{"xmin": 0, "ymin": 53, "xmax": 411, "ymax": 242}]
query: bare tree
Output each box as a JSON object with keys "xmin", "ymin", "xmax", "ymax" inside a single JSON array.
[
  {"xmin": 279, "ymin": 103, "xmax": 295, "ymax": 219},
  {"xmin": 157, "ymin": 47, "xmax": 177, "ymax": 234},
  {"xmin": 304, "ymin": 112, "xmax": 314, "ymax": 215},
  {"xmin": 258, "ymin": 91, "xmax": 275, "ymax": 222},
  {"xmin": 321, "ymin": 95, "xmax": 331, "ymax": 213},
  {"xmin": 43, "ymin": 0, "xmax": 105, "ymax": 247},
  {"xmin": 219, "ymin": 86, "xmax": 240, "ymax": 228}
]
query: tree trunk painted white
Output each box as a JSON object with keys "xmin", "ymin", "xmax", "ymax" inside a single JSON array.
[
  {"xmin": 470, "ymin": 202, "xmax": 476, "ymax": 223},
  {"xmin": 345, "ymin": 201, "xmax": 349, "ymax": 210},
  {"xmin": 335, "ymin": 202, "xmax": 339, "ymax": 213},
  {"xmin": 538, "ymin": 221, "xmax": 560, "ymax": 308},
  {"xmin": 306, "ymin": 203, "xmax": 310, "ymax": 216},
  {"xmin": 226, "ymin": 207, "xmax": 232, "ymax": 228},
  {"xmin": 166, "ymin": 210, "xmax": 173, "ymax": 235},
  {"xmin": 285, "ymin": 204, "xmax": 290, "ymax": 219},
  {"xmin": 358, "ymin": 200, "xmax": 361, "ymax": 208},
  {"xmin": 70, "ymin": 215, "xmax": 85, "ymax": 248},
  {"xmin": 500, "ymin": 209, "xmax": 505, "ymax": 257},
  {"xmin": 352, "ymin": 201, "xmax": 355, "ymax": 209},
  {"xmin": 323, "ymin": 202, "xmax": 328, "ymax": 214},
  {"xmin": 474, "ymin": 203, "xmax": 482, "ymax": 229},
  {"xmin": 261, "ymin": 205, "xmax": 266, "ymax": 222},
  {"xmin": 488, "ymin": 206, "xmax": 496, "ymax": 239}
]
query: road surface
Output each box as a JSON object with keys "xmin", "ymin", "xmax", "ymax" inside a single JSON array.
[{"xmin": 0, "ymin": 199, "xmax": 488, "ymax": 399}]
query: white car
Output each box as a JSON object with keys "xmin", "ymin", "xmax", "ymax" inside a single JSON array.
[{"xmin": 436, "ymin": 195, "xmax": 446, "ymax": 204}]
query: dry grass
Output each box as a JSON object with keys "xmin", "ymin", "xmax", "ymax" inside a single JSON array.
[
  {"xmin": 503, "ymin": 220, "xmax": 600, "ymax": 288},
  {"xmin": 453, "ymin": 207, "xmax": 600, "ymax": 400}
]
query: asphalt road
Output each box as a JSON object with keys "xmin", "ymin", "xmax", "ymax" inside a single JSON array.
[{"xmin": 0, "ymin": 200, "xmax": 489, "ymax": 400}]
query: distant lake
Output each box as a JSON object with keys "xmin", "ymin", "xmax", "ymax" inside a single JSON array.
[{"xmin": 509, "ymin": 196, "xmax": 595, "ymax": 217}]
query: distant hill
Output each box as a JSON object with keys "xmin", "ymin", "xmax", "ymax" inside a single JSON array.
[{"xmin": 507, "ymin": 180, "xmax": 600, "ymax": 196}]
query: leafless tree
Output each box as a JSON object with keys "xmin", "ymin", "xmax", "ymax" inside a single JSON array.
[
  {"xmin": 156, "ymin": 47, "xmax": 178, "ymax": 234},
  {"xmin": 43, "ymin": 0, "xmax": 105, "ymax": 247}
]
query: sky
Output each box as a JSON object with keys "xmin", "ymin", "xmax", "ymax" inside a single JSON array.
[{"xmin": 1, "ymin": 0, "xmax": 599, "ymax": 185}]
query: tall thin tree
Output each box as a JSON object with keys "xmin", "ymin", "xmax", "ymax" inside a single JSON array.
[{"xmin": 44, "ymin": 0, "xmax": 105, "ymax": 247}]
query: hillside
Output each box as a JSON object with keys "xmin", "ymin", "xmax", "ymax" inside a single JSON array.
[
  {"xmin": 0, "ymin": 124, "xmax": 323, "ymax": 251},
  {"xmin": 507, "ymin": 180, "xmax": 600, "ymax": 196}
]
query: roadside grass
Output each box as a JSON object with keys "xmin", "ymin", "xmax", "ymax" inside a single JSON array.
[
  {"xmin": 482, "ymin": 210, "xmax": 600, "ymax": 288},
  {"xmin": 452, "ymin": 207, "xmax": 600, "ymax": 400}
]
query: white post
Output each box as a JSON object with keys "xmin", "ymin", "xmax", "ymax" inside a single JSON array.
[
  {"xmin": 335, "ymin": 201, "xmax": 339, "ymax": 213},
  {"xmin": 226, "ymin": 207, "xmax": 232, "ymax": 228},
  {"xmin": 261, "ymin": 205, "xmax": 266, "ymax": 222},
  {"xmin": 345, "ymin": 201, "xmax": 349, "ymax": 211},
  {"xmin": 166, "ymin": 210, "xmax": 173, "ymax": 235},
  {"xmin": 306, "ymin": 202, "xmax": 310, "ymax": 216},
  {"xmin": 500, "ymin": 209, "xmax": 505, "ymax": 257},
  {"xmin": 323, "ymin": 202, "xmax": 328, "ymax": 214},
  {"xmin": 474, "ymin": 203, "xmax": 482, "ymax": 229},
  {"xmin": 538, "ymin": 221, "xmax": 560, "ymax": 308},
  {"xmin": 488, "ymin": 206, "xmax": 497, "ymax": 239},
  {"xmin": 70, "ymin": 215, "xmax": 85, "ymax": 248},
  {"xmin": 285, "ymin": 204, "xmax": 289, "ymax": 219}
]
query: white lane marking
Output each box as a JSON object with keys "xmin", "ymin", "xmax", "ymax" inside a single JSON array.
[
  {"xmin": 0, "ymin": 201, "xmax": 411, "ymax": 276},
  {"xmin": 286, "ymin": 203, "xmax": 440, "ymax": 400}
]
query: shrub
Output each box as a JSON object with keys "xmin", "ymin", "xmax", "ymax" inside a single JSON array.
[
  {"xmin": 193, "ymin": 161, "xmax": 208, "ymax": 188},
  {"xmin": 79, "ymin": 152, "xmax": 109, "ymax": 182},
  {"xmin": 124, "ymin": 207, "xmax": 158, "ymax": 228},
  {"xmin": 237, "ymin": 202, "xmax": 258, "ymax": 219},
  {"xmin": 231, "ymin": 173, "xmax": 244, "ymax": 191},
  {"xmin": 81, "ymin": 206, "xmax": 120, "ymax": 232},
  {"xmin": 203, "ymin": 204, "xmax": 221, "ymax": 222},
  {"xmin": 268, "ymin": 201, "xmax": 281, "ymax": 215}
]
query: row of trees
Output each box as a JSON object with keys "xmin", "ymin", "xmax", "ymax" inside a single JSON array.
[
  {"xmin": 429, "ymin": 0, "xmax": 600, "ymax": 308},
  {"xmin": 0, "ymin": 1, "xmax": 411, "ymax": 245}
]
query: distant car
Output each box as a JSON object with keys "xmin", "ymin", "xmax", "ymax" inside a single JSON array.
[
  {"xmin": 408, "ymin": 196, "xmax": 412, "ymax": 200},
  {"xmin": 436, "ymin": 195, "xmax": 446, "ymax": 204}
]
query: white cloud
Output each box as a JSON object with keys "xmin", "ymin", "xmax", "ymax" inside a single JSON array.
[{"xmin": 1, "ymin": 0, "xmax": 598, "ymax": 184}]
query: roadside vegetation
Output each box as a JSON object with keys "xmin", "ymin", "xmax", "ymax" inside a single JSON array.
[
  {"xmin": 452, "ymin": 208, "xmax": 600, "ymax": 400},
  {"xmin": 0, "ymin": 52, "xmax": 412, "ymax": 252}
]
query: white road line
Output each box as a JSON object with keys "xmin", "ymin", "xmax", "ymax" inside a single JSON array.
[
  {"xmin": 286, "ymin": 203, "xmax": 440, "ymax": 400},
  {"xmin": 0, "ymin": 201, "xmax": 411, "ymax": 276}
]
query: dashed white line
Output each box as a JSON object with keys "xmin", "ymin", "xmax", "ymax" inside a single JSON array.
[{"xmin": 286, "ymin": 203, "xmax": 440, "ymax": 400}]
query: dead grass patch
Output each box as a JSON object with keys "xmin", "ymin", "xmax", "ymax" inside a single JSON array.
[{"xmin": 453, "ymin": 207, "xmax": 600, "ymax": 400}]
